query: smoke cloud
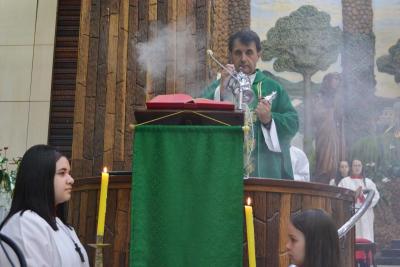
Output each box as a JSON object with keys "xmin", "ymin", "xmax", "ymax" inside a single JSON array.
[{"xmin": 136, "ymin": 22, "xmax": 198, "ymax": 81}]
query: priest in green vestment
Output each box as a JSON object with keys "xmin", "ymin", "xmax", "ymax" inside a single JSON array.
[{"xmin": 202, "ymin": 30, "xmax": 299, "ymax": 179}]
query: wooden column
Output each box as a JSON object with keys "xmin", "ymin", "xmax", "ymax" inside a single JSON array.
[
  {"xmin": 207, "ymin": 0, "xmax": 251, "ymax": 79},
  {"xmin": 341, "ymin": 0, "xmax": 376, "ymax": 148}
]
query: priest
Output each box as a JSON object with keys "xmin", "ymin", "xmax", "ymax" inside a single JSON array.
[{"xmin": 202, "ymin": 29, "xmax": 299, "ymax": 179}]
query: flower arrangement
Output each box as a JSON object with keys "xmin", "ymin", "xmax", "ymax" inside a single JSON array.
[{"xmin": 0, "ymin": 147, "xmax": 20, "ymax": 194}]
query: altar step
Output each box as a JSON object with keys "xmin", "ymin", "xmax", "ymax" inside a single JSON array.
[{"xmin": 375, "ymin": 240, "xmax": 400, "ymax": 265}]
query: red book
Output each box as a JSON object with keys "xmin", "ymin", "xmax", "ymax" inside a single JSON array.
[{"xmin": 146, "ymin": 94, "xmax": 235, "ymax": 110}]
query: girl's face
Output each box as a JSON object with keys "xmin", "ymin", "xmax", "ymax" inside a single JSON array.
[
  {"xmin": 339, "ymin": 161, "xmax": 349, "ymax": 177},
  {"xmin": 54, "ymin": 156, "xmax": 74, "ymax": 205},
  {"xmin": 286, "ymin": 222, "xmax": 306, "ymax": 265},
  {"xmin": 351, "ymin": 160, "xmax": 363, "ymax": 176}
]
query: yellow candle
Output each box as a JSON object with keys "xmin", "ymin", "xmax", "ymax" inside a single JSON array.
[
  {"xmin": 96, "ymin": 167, "xmax": 109, "ymax": 236},
  {"xmin": 245, "ymin": 197, "xmax": 256, "ymax": 267}
]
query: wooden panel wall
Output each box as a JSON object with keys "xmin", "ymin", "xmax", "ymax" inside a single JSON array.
[
  {"xmin": 72, "ymin": 0, "xmax": 235, "ymax": 177},
  {"xmin": 68, "ymin": 176, "xmax": 131, "ymax": 266},
  {"xmin": 48, "ymin": 0, "xmax": 82, "ymax": 158},
  {"xmin": 50, "ymin": 0, "xmax": 251, "ymax": 173}
]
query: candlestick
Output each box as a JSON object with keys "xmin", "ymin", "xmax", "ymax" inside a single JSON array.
[
  {"xmin": 97, "ymin": 167, "xmax": 109, "ymax": 236},
  {"xmin": 245, "ymin": 197, "xmax": 256, "ymax": 267}
]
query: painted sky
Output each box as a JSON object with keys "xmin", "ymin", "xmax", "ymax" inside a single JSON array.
[{"xmin": 251, "ymin": 0, "xmax": 400, "ymax": 98}]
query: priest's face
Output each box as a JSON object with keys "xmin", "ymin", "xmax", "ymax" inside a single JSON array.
[
  {"xmin": 54, "ymin": 156, "xmax": 74, "ymax": 205},
  {"xmin": 286, "ymin": 221, "xmax": 305, "ymax": 265},
  {"xmin": 230, "ymin": 40, "xmax": 260, "ymax": 75},
  {"xmin": 351, "ymin": 160, "xmax": 363, "ymax": 176}
]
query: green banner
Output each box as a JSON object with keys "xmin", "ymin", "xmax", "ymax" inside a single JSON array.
[{"xmin": 130, "ymin": 125, "xmax": 243, "ymax": 267}]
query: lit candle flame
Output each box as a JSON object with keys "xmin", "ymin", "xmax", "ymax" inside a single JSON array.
[
  {"xmin": 103, "ymin": 167, "xmax": 108, "ymax": 173},
  {"xmin": 246, "ymin": 197, "xmax": 252, "ymax": 206}
]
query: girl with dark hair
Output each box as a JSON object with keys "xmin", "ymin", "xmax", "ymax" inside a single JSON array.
[
  {"xmin": 0, "ymin": 145, "xmax": 88, "ymax": 266},
  {"xmin": 286, "ymin": 209, "xmax": 340, "ymax": 267},
  {"xmin": 329, "ymin": 160, "xmax": 350, "ymax": 186}
]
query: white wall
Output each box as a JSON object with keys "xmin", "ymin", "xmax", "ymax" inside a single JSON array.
[{"xmin": 0, "ymin": 0, "xmax": 58, "ymax": 160}]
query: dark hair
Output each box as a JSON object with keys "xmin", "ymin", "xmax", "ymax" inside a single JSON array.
[
  {"xmin": 335, "ymin": 160, "xmax": 349, "ymax": 185},
  {"xmin": 228, "ymin": 29, "xmax": 261, "ymax": 53},
  {"xmin": 291, "ymin": 209, "xmax": 340, "ymax": 267},
  {"xmin": 0, "ymin": 145, "xmax": 67, "ymax": 231}
]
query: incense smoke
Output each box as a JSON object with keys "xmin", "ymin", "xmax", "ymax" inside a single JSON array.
[{"xmin": 136, "ymin": 22, "xmax": 198, "ymax": 81}]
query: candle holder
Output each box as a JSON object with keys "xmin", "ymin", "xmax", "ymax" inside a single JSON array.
[{"xmin": 88, "ymin": 235, "xmax": 111, "ymax": 267}]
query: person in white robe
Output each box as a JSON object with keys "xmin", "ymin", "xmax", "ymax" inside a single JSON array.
[
  {"xmin": 290, "ymin": 146, "xmax": 310, "ymax": 182},
  {"xmin": 338, "ymin": 159, "xmax": 380, "ymax": 242},
  {"xmin": 0, "ymin": 145, "xmax": 89, "ymax": 267}
]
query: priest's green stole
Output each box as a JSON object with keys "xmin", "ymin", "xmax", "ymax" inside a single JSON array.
[{"xmin": 130, "ymin": 125, "xmax": 243, "ymax": 267}]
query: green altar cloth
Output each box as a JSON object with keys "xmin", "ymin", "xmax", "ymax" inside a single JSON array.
[{"xmin": 130, "ymin": 125, "xmax": 243, "ymax": 267}]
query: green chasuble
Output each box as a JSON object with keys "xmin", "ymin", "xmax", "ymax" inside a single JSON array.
[
  {"xmin": 130, "ymin": 125, "xmax": 243, "ymax": 267},
  {"xmin": 202, "ymin": 70, "xmax": 299, "ymax": 179}
]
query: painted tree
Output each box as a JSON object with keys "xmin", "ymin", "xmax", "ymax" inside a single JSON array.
[
  {"xmin": 261, "ymin": 5, "xmax": 342, "ymax": 155},
  {"xmin": 377, "ymin": 39, "xmax": 400, "ymax": 83}
]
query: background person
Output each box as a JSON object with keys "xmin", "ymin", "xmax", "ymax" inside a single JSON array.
[
  {"xmin": 329, "ymin": 160, "xmax": 350, "ymax": 186},
  {"xmin": 290, "ymin": 146, "xmax": 310, "ymax": 182},
  {"xmin": 338, "ymin": 159, "xmax": 380, "ymax": 242}
]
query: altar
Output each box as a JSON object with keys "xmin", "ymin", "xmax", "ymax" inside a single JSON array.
[{"xmin": 68, "ymin": 174, "xmax": 355, "ymax": 267}]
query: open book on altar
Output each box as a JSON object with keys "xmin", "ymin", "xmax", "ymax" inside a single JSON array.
[{"xmin": 146, "ymin": 93, "xmax": 235, "ymax": 110}]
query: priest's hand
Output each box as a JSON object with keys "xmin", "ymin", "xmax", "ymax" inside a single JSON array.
[
  {"xmin": 220, "ymin": 64, "xmax": 235, "ymax": 96},
  {"xmin": 255, "ymin": 99, "xmax": 272, "ymax": 124}
]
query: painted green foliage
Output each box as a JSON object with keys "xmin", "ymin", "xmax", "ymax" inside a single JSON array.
[
  {"xmin": 350, "ymin": 134, "xmax": 400, "ymax": 179},
  {"xmin": 377, "ymin": 39, "xmax": 400, "ymax": 83},
  {"xmin": 261, "ymin": 5, "xmax": 342, "ymax": 76},
  {"xmin": 260, "ymin": 5, "xmax": 342, "ymax": 154}
]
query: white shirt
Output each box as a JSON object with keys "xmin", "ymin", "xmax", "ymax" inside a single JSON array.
[{"xmin": 0, "ymin": 210, "xmax": 89, "ymax": 267}]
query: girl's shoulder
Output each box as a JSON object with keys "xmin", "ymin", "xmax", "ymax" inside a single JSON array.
[
  {"xmin": 2, "ymin": 210, "xmax": 53, "ymax": 233},
  {"xmin": 9, "ymin": 210, "xmax": 45, "ymax": 222},
  {"xmin": 364, "ymin": 177, "xmax": 377, "ymax": 186},
  {"xmin": 337, "ymin": 176, "xmax": 351, "ymax": 184}
]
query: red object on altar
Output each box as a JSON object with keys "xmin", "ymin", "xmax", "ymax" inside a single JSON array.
[{"xmin": 146, "ymin": 93, "xmax": 235, "ymax": 110}]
